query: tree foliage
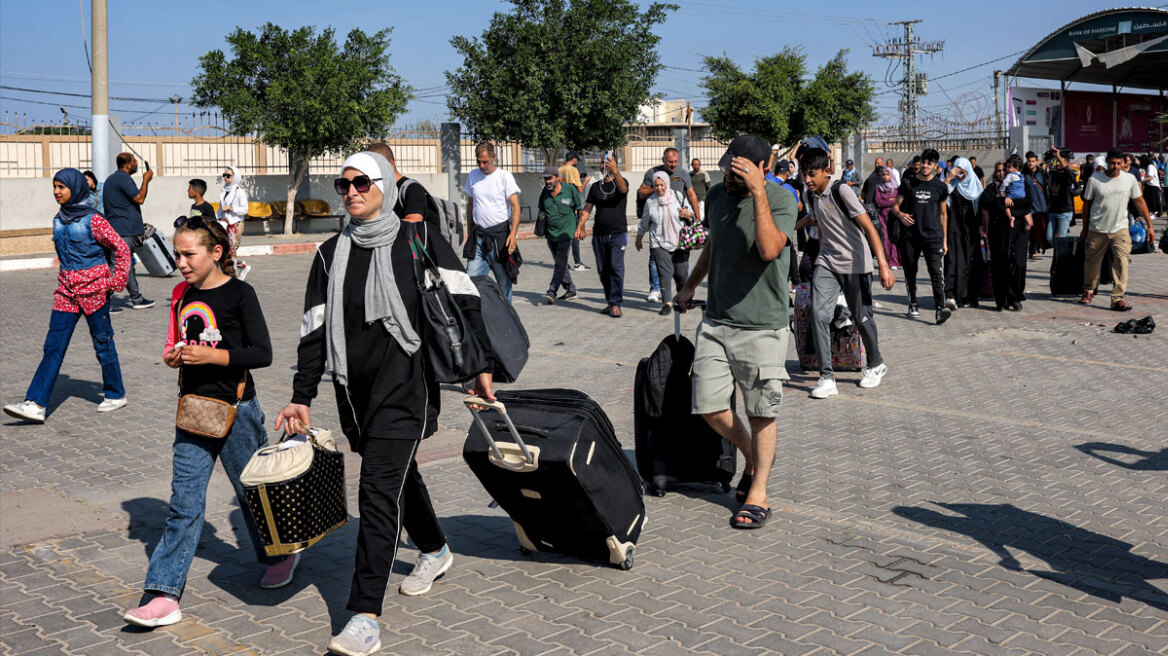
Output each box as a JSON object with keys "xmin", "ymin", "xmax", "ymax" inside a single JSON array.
[
  {"xmin": 446, "ymin": 0, "xmax": 677, "ymax": 162},
  {"xmin": 700, "ymin": 48, "xmax": 875, "ymax": 147},
  {"xmin": 192, "ymin": 24, "xmax": 411, "ymax": 234}
]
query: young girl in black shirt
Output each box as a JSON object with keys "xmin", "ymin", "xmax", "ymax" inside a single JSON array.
[{"xmin": 123, "ymin": 216, "xmax": 295, "ymax": 628}]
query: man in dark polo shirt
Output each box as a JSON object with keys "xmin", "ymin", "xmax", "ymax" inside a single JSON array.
[
  {"xmin": 539, "ymin": 165, "xmax": 582, "ymax": 305},
  {"xmin": 576, "ymin": 153, "xmax": 630, "ymax": 317},
  {"xmin": 675, "ymin": 135, "xmax": 796, "ymax": 531},
  {"xmin": 103, "ymin": 152, "xmax": 154, "ymax": 309}
]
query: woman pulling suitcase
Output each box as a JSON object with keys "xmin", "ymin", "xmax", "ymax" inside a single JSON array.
[{"xmin": 275, "ymin": 152, "xmax": 494, "ymax": 656}]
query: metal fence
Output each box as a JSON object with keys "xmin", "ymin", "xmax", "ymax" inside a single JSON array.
[
  {"xmin": 1, "ymin": 112, "xmax": 729, "ymax": 178},
  {"xmin": 863, "ymin": 119, "xmax": 1007, "ymax": 153}
]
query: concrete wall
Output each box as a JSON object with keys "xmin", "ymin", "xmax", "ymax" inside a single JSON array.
[{"xmin": 0, "ymin": 169, "xmax": 727, "ymax": 242}]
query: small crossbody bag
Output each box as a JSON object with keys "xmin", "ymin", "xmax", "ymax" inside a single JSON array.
[{"xmin": 172, "ymin": 284, "xmax": 246, "ymax": 439}]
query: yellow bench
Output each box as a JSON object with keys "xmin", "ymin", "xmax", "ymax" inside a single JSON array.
[
  {"xmin": 246, "ymin": 201, "xmax": 274, "ymax": 220},
  {"xmin": 297, "ymin": 199, "xmax": 345, "ymax": 232}
]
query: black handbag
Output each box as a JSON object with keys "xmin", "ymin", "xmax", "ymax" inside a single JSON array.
[
  {"xmin": 534, "ymin": 209, "xmax": 548, "ymax": 238},
  {"xmin": 408, "ymin": 223, "xmax": 489, "ymax": 383}
]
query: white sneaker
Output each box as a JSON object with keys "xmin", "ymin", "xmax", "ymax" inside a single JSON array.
[
  {"xmin": 859, "ymin": 363, "xmax": 888, "ymax": 389},
  {"xmin": 399, "ymin": 546, "xmax": 453, "ymax": 596},
  {"xmin": 945, "ymin": 298, "xmax": 957, "ymax": 311},
  {"xmin": 236, "ymin": 262, "xmax": 250, "ymax": 281},
  {"xmin": 809, "ymin": 377, "xmax": 838, "ymax": 399},
  {"xmin": 328, "ymin": 614, "xmax": 381, "ymax": 656},
  {"xmin": 97, "ymin": 397, "xmax": 127, "ymax": 413},
  {"xmin": 3, "ymin": 400, "xmax": 45, "ymax": 423},
  {"xmin": 647, "ymin": 290, "xmax": 662, "ymax": 303}
]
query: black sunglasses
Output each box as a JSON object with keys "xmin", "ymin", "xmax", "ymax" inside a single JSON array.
[
  {"xmin": 334, "ymin": 175, "xmax": 382, "ymax": 195},
  {"xmin": 174, "ymin": 215, "xmax": 212, "ymax": 230}
]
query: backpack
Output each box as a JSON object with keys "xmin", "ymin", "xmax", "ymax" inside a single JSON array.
[
  {"xmin": 809, "ymin": 180, "xmax": 884, "ymax": 249},
  {"xmin": 400, "ymin": 178, "xmax": 464, "ymax": 252}
]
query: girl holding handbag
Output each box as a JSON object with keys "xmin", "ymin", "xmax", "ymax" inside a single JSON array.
[{"xmin": 124, "ymin": 216, "xmax": 296, "ymax": 628}]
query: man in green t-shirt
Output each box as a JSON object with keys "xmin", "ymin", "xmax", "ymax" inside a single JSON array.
[
  {"xmin": 675, "ymin": 135, "xmax": 797, "ymax": 531},
  {"xmin": 539, "ymin": 165, "xmax": 583, "ymax": 305}
]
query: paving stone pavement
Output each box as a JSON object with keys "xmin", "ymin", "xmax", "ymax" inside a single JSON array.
[{"xmin": 1, "ymin": 225, "xmax": 1166, "ymax": 656}]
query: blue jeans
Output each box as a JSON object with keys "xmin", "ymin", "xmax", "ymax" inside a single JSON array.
[
  {"xmin": 571, "ymin": 238, "xmax": 583, "ymax": 266},
  {"xmin": 592, "ymin": 233, "xmax": 627, "ymax": 306},
  {"xmin": 648, "ymin": 256, "xmax": 660, "ymax": 293},
  {"xmin": 143, "ymin": 397, "xmax": 277, "ymax": 597},
  {"xmin": 1046, "ymin": 211, "xmax": 1072, "ymax": 244},
  {"xmin": 466, "ymin": 233, "xmax": 513, "ymax": 303},
  {"xmin": 26, "ymin": 305, "xmax": 124, "ymax": 408}
]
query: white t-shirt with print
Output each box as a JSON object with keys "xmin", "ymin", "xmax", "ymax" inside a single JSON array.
[{"xmin": 464, "ymin": 168, "xmax": 521, "ymax": 228}]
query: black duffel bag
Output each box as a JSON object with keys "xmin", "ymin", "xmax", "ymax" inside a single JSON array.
[{"xmin": 408, "ymin": 223, "xmax": 489, "ymax": 383}]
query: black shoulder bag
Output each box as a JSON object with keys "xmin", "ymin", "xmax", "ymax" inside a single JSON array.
[{"xmin": 407, "ymin": 223, "xmax": 489, "ymax": 383}]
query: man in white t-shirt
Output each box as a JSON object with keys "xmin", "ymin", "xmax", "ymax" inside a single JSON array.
[
  {"xmin": 1079, "ymin": 148, "xmax": 1155, "ymax": 312},
  {"xmin": 464, "ymin": 141, "xmax": 522, "ymax": 302}
]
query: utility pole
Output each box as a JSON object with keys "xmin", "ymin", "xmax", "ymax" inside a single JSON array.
[
  {"xmin": 872, "ymin": 20, "xmax": 944, "ymax": 141},
  {"xmin": 170, "ymin": 95, "xmax": 183, "ymax": 133},
  {"xmin": 90, "ymin": 0, "xmax": 110, "ymax": 180},
  {"xmin": 993, "ymin": 71, "xmax": 1003, "ymax": 147}
]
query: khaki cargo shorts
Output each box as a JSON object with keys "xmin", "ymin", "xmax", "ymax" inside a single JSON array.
[{"xmin": 691, "ymin": 320, "xmax": 790, "ymax": 418}]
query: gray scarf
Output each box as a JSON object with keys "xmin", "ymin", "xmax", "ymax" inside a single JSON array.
[{"xmin": 326, "ymin": 153, "xmax": 421, "ymax": 386}]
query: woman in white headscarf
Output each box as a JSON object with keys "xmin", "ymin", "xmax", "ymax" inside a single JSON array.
[
  {"xmin": 635, "ymin": 170, "xmax": 694, "ymax": 315},
  {"xmin": 275, "ymin": 152, "xmax": 494, "ymax": 656},
  {"xmin": 216, "ymin": 165, "xmax": 251, "ymax": 279},
  {"xmin": 944, "ymin": 157, "xmax": 985, "ymax": 308}
]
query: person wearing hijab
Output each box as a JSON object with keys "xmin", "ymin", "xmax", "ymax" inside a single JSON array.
[
  {"xmin": 3, "ymin": 169, "xmax": 132, "ymax": 424},
  {"xmin": 874, "ymin": 167, "xmax": 901, "ymax": 268},
  {"xmin": 216, "ymin": 165, "xmax": 251, "ymax": 279},
  {"xmin": 636, "ymin": 170, "xmax": 694, "ymax": 315},
  {"xmin": 980, "ymin": 161, "xmax": 1028, "ymax": 311},
  {"xmin": 944, "ymin": 157, "xmax": 985, "ymax": 308},
  {"xmin": 275, "ymin": 152, "xmax": 495, "ymax": 656}
]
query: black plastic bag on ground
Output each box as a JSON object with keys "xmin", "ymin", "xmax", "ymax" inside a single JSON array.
[{"xmin": 1113, "ymin": 315, "xmax": 1155, "ymax": 335}]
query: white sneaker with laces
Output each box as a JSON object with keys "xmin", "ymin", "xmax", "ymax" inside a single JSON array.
[
  {"xmin": 859, "ymin": 363, "xmax": 888, "ymax": 389},
  {"xmin": 97, "ymin": 397, "xmax": 127, "ymax": 413},
  {"xmin": 399, "ymin": 546, "xmax": 453, "ymax": 596},
  {"xmin": 3, "ymin": 400, "xmax": 45, "ymax": 423},
  {"xmin": 327, "ymin": 614, "xmax": 381, "ymax": 656},
  {"xmin": 945, "ymin": 298, "xmax": 957, "ymax": 311},
  {"xmin": 809, "ymin": 377, "xmax": 839, "ymax": 399},
  {"xmin": 647, "ymin": 290, "xmax": 662, "ymax": 303}
]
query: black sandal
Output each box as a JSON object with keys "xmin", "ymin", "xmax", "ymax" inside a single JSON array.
[
  {"xmin": 731, "ymin": 504, "xmax": 770, "ymax": 529},
  {"xmin": 734, "ymin": 473, "xmax": 753, "ymax": 504}
]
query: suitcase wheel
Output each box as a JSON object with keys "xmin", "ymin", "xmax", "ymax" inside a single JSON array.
[
  {"xmin": 651, "ymin": 486, "xmax": 666, "ymax": 498},
  {"xmin": 618, "ymin": 545, "xmax": 635, "ymax": 571}
]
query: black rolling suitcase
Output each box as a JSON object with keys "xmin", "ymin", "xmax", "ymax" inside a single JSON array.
[
  {"xmin": 462, "ymin": 390, "xmax": 645, "ymax": 570},
  {"xmin": 1050, "ymin": 236, "xmax": 1111, "ymax": 296},
  {"xmin": 134, "ymin": 227, "xmax": 176, "ymax": 277},
  {"xmin": 634, "ymin": 305, "xmax": 736, "ymax": 497}
]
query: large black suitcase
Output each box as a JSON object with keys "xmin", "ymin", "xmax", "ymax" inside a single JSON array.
[
  {"xmin": 634, "ymin": 309, "xmax": 736, "ymax": 497},
  {"xmin": 471, "ymin": 275, "xmax": 529, "ymax": 383},
  {"xmin": 134, "ymin": 229, "xmax": 176, "ymax": 277},
  {"xmin": 1049, "ymin": 236, "xmax": 1111, "ymax": 296},
  {"xmin": 462, "ymin": 390, "xmax": 645, "ymax": 570}
]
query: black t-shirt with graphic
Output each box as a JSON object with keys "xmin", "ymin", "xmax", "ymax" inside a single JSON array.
[
  {"xmin": 175, "ymin": 278, "xmax": 272, "ymax": 402},
  {"xmin": 190, "ymin": 201, "xmax": 215, "ymax": 218},
  {"xmin": 585, "ymin": 176, "xmax": 629, "ymax": 235},
  {"xmin": 897, "ymin": 175, "xmax": 949, "ymax": 242}
]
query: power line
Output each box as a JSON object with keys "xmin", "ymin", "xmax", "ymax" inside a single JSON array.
[
  {"xmin": 0, "ymin": 84, "xmax": 192, "ymax": 104},
  {"xmin": 930, "ymin": 49, "xmax": 1027, "ymax": 82}
]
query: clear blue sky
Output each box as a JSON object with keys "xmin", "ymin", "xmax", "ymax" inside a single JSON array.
[{"xmin": 0, "ymin": 0, "xmax": 1129, "ymax": 130}]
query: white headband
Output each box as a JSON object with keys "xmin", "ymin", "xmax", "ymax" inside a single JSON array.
[{"xmin": 340, "ymin": 153, "xmax": 384, "ymax": 193}]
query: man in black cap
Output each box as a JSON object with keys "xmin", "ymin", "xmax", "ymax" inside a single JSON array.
[
  {"xmin": 841, "ymin": 158, "xmax": 859, "ymax": 190},
  {"xmin": 675, "ymin": 135, "xmax": 797, "ymax": 531},
  {"xmin": 539, "ymin": 165, "xmax": 583, "ymax": 304}
]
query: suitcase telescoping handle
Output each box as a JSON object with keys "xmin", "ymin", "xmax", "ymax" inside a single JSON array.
[
  {"xmin": 463, "ymin": 396, "xmax": 534, "ymax": 465},
  {"xmin": 672, "ymin": 299, "xmax": 707, "ymax": 340}
]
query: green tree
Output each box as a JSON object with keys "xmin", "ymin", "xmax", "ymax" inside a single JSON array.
[
  {"xmin": 192, "ymin": 24, "xmax": 411, "ymax": 235},
  {"xmin": 446, "ymin": 0, "xmax": 677, "ymax": 165},
  {"xmin": 700, "ymin": 48, "xmax": 875, "ymax": 149}
]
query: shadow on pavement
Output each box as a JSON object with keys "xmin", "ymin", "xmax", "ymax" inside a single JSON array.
[
  {"xmin": 46, "ymin": 374, "xmax": 104, "ymax": 416},
  {"xmin": 893, "ymin": 501, "xmax": 1168, "ymax": 611},
  {"xmin": 121, "ymin": 497, "xmax": 362, "ymax": 633},
  {"xmin": 1075, "ymin": 443, "xmax": 1168, "ymax": 471}
]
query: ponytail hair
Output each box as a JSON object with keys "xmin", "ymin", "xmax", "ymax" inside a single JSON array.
[{"xmin": 174, "ymin": 216, "xmax": 236, "ymax": 278}]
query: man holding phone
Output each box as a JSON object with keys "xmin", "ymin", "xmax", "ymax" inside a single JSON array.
[{"xmin": 576, "ymin": 152, "xmax": 629, "ymax": 317}]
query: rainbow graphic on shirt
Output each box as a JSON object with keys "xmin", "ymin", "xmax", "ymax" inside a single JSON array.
[{"xmin": 178, "ymin": 301, "xmax": 222, "ymax": 346}]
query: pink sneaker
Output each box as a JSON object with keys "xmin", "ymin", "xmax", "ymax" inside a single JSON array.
[
  {"xmin": 260, "ymin": 553, "xmax": 300, "ymax": 589},
  {"xmin": 123, "ymin": 594, "xmax": 181, "ymax": 627}
]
